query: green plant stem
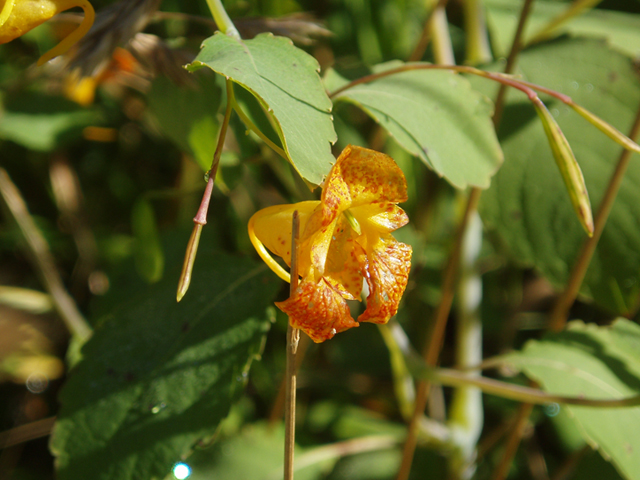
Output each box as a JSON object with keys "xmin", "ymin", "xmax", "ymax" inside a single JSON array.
[
  {"xmin": 284, "ymin": 211, "xmax": 301, "ymax": 480},
  {"xmin": 231, "ymin": 98, "xmax": 287, "ymax": 160},
  {"xmin": 204, "ymin": 0, "xmax": 239, "ymax": 38},
  {"xmin": 463, "ymin": 0, "xmax": 492, "ymax": 65},
  {"xmin": 493, "ymin": 0, "xmax": 535, "ymax": 125},
  {"xmin": 548, "ymin": 102, "xmax": 640, "ymax": 330},
  {"xmin": 490, "ymin": 402, "xmax": 534, "ymax": 480},
  {"xmin": 0, "ymin": 169, "xmax": 92, "ymax": 342},
  {"xmin": 177, "ymin": 79, "xmax": 234, "ymax": 301}
]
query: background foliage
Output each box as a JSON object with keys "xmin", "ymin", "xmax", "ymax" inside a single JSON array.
[{"xmin": 1, "ymin": 0, "xmax": 640, "ymax": 479}]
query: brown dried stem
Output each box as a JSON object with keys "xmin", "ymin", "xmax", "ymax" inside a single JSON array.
[{"xmin": 284, "ymin": 211, "xmax": 301, "ymax": 480}]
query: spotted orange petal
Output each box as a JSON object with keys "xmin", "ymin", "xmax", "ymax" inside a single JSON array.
[
  {"xmin": 276, "ymin": 275, "xmax": 359, "ymax": 343},
  {"xmin": 321, "ymin": 145, "xmax": 408, "ymax": 225},
  {"xmin": 358, "ymin": 234, "xmax": 412, "ymax": 324}
]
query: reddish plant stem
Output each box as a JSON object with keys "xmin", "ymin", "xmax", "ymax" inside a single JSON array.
[
  {"xmin": 177, "ymin": 79, "xmax": 234, "ymax": 301},
  {"xmin": 548, "ymin": 103, "xmax": 640, "ymax": 330}
]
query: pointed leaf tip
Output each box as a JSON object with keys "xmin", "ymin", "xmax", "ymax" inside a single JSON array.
[{"xmin": 177, "ymin": 224, "xmax": 203, "ymax": 302}]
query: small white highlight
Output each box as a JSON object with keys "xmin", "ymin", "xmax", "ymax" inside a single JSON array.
[{"xmin": 173, "ymin": 462, "xmax": 191, "ymax": 479}]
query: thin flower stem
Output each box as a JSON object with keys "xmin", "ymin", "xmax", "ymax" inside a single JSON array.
[
  {"xmin": 491, "ymin": 402, "xmax": 534, "ymax": 480},
  {"xmin": 177, "ymin": 79, "xmax": 234, "ymax": 301},
  {"xmin": 548, "ymin": 102, "xmax": 640, "ymax": 330},
  {"xmin": 284, "ymin": 211, "xmax": 301, "ymax": 480},
  {"xmin": 0, "ymin": 169, "xmax": 92, "ymax": 341}
]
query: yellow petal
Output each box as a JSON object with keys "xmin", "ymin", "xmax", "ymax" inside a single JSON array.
[
  {"xmin": 321, "ymin": 145, "xmax": 408, "ymax": 224},
  {"xmin": 351, "ymin": 203, "xmax": 409, "ymax": 234},
  {"xmin": 276, "ymin": 275, "xmax": 359, "ymax": 343},
  {"xmin": 249, "ymin": 201, "xmax": 319, "ymax": 282},
  {"xmin": 358, "ymin": 234, "xmax": 412, "ymax": 324},
  {"xmin": 0, "ymin": 0, "xmax": 95, "ymax": 64}
]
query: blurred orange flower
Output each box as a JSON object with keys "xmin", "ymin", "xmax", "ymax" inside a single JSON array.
[
  {"xmin": 249, "ymin": 145, "xmax": 412, "ymax": 342},
  {"xmin": 0, "ymin": 0, "xmax": 95, "ymax": 65}
]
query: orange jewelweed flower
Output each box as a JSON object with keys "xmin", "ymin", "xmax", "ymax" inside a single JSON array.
[
  {"xmin": 0, "ymin": 0, "xmax": 95, "ymax": 65},
  {"xmin": 249, "ymin": 145, "xmax": 412, "ymax": 343}
]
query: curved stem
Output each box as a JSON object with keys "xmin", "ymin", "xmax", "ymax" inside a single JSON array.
[{"xmin": 37, "ymin": 0, "xmax": 95, "ymax": 66}]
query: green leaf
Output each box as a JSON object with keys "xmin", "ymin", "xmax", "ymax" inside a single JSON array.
[
  {"xmin": 479, "ymin": 38, "xmax": 640, "ymax": 313},
  {"xmin": 188, "ymin": 32, "xmax": 336, "ymax": 186},
  {"xmin": 504, "ymin": 319, "xmax": 640, "ymax": 480},
  {"xmin": 146, "ymin": 74, "xmax": 221, "ymax": 171},
  {"xmin": 327, "ymin": 63, "xmax": 503, "ymax": 189},
  {"xmin": 187, "ymin": 422, "xmax": 333, "ymax": 480},
  {"xmin": 131, "ymin": 198, "xmax": 164, "ymax": 283},
  {"xmin": 50, "ymin": 252, "xmax": 280, "ymax": 480},
  {"xmin": 0, "ymin": 93, "xmax": 102, "ymax": 151},
  {"xmin": 486, "ymin": 0, "xmax": 640, "ymax": 58}
]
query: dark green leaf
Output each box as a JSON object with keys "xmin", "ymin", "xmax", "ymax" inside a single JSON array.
[
  {"xmin": 146, "ymin": 74, "xmax": 221, "ymax": 171},
  {"xmin": 131, "ymin": 198, "xmax": 164, "ymax": 283},
  {"xmin": 504, "ymin": 319, "xmax": 640, "ymax": 480},
  {"xmin": 480, "ymin": 38, "xmax": 640, "ymax": 313},
  {"xmin": 50, "ymin": 252, "xmax": 280, "ymax": 480},
  {"xmin": 188, "ymin": 33, "xmax": 336, "ymax": 186},
  {"xmin": 328, "ymin": 63, "xmax": 503, "ymax": 189}
]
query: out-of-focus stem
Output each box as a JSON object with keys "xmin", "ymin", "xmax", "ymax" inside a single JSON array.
[
  {"xmin": 548, "ymin": 102, "xmax": 640, "ymax": 330},
  {"xmin": 409, "ymin": 0, "xmax": 449, "ymax": 62},
  {"xmin": 463, "ymin": 0, "xmax": 492, "ymax": 65},
  {"xmin": 396, "ymin": 187, "xmax": 482, "ymax": 480},
  {"xmin": 493, "ymin": 0, "xmax": 535, "ymax": 126},
  {"xmin": 0, "ymin": 169, "xmax": 92, "ymax": 341},
  {"xmin": 430, "ymin": 3, "xmax": 455, "ymax": 65},
  {"xmin": 490, "ymin": 402, "xmax": 534, "ymax": 480},
  {"xmin": 448, "ymin": 213, "xmax": 484, "ymax": 479}
]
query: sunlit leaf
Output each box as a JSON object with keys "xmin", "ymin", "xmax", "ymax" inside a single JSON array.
[
  {"xmin": 187, "ymin": 32, "xmax": 336, "ymax": 186},
  {"xmin": 327, "ymin": 62, "xmax": 503, "ymax": 189},
  {"xmin": 504, "ymin": 319, "xmax": 640, "ymax": 480}
]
